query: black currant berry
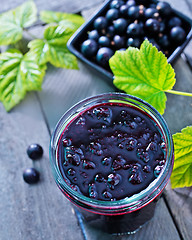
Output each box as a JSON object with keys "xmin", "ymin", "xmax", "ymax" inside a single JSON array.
[
  {"xmin": 88, "ymin": 30, "xmax": 99, "ymax": 41},
  {"xmin": 170, "ymin": 26, "xmax": 186, "ymax": 43},
  {"xmin": 23, "ymin": 168, "xmax": 40, "ymax": 184},
  {"xmin": 27, "ymin": 143, "xmax": 43, "ymax": 160},
  {"xmin": 149, "ymin": 3, "xmax": 156, "ymax": 9},
  {"xmin": 110, "ymin": 0, "xmax": 124, "ymax": 9},
  {"xmin": 96, "ymin": 47, "xmax": 114, "ymax": 67},
  {"xmin": 106, "ymin": 8, "xmax": 119, "ymax": 22},
  {"xmin": 113, "ymin": 18, "xmax": 128, "ymax": 34},
  {"xmin": 127, "ymin": 6, "xmax": 140, "ymax": 19},
  {"xmin": 126, "ymin": 0, "xmax": 136, "ymax": 8},
  {"xmin": 127, "ymin": 22, "xmax": 142, "ymax": 37},
  {"xmin": 158, "ymin": 34, "xmax": 170, "ymax": 49},
  {"xmin": 145, "ymin": 18, "xmax": 160, "ymax": 33},
  {"xmin": 120, "ymin": 4, "xmax": 129, "ymax": 17},
  {"xmin": 98, "ymin": 36, "xmax": 111, "ymax": 47},
  {"xmin": 127, "ymin": 37, "xmax": 141, "ymax": 48},
  {"xmin": 81, "ymin": 39, "xmax": 98, "ymax": 57},
  {"xmin": 159, "ymin": 21, "xmax": 166, "ymax": 33},
  {"xmin": 112, "ymin": 35, "xmax": 125, "ymax": 49},
  {"xmin": 106, "ymin": 25, "xmax": 115, "ymax": 39},
  {"xmin": 168, "ymin": 17, "xmax": 182, "ymax": 28},
  {"xmin": 93, "ymin": 16, "xmax": 108, "ymax": 32},
  {"xmin": 156, "ymin": 1, "xmax": 172, "ymax": 16},
  {"xmin": 144, "ymin": 7, "xmax": 159, "ymax": 19}
]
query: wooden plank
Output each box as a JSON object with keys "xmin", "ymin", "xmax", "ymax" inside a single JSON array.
[
  {"xmin": 0, "ymin": 93, "xmax": 83, "ymax": 240},
  {"xmin": 164, "ymin": 183, "xmax": 192, "ymax": 240},
  {"xmin": 0, "ymin": 0, "xmax": 104, "ymax": 13}
]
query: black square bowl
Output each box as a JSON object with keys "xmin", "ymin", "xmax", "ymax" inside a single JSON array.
[{"xmin": 67, "ymin": 0, "xmax": 192, "ymax": 81}]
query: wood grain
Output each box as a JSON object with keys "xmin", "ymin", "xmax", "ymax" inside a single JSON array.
[
  {"xmin": 0, "ymin": 93, "xmax": 83, "ymax": 240},
  {"xmin": 0, "ymin": 0, "xmax": 104, "ymax": 14},
  {"xmin": 164, "ymin": 184, "xmax": 192, "ymax": 240}
]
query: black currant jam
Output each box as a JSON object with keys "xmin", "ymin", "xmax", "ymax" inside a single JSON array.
[
  {"xmin": 50, "ymin": 93, "xmax": 174, "ymax": 235},
  {"xmin": 58, "ymin": 103, "xmax": 165, "ymax": 200}
]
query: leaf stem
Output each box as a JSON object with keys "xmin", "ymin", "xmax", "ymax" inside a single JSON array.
[{"xmin": 165, "ymin": 89, "xmax": 192, "ymax": 97}]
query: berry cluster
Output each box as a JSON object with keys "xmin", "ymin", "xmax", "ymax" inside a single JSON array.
[{"xmin": 80, "ymin": 0, "xmax": 189, "ymax": 70}]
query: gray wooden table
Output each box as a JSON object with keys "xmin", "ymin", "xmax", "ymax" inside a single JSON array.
[{"xmin": 0, "ymin": 0, "xmax": 192, "ymax": 240}]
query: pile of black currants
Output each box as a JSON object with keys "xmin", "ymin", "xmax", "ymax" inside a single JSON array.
[{"xmin": 80, "ymin": 0, "xmax": 189, "ymax": 70}]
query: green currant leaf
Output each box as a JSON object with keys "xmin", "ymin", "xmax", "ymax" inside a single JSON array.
[
  {"xmin": 109, "ymin": 40, "xmax": 176, "ymax": 115},
  {"xmin": 0, "ymin": 1, "xmax": 37, "ymax": 45},
  {"xmin": 28, "ymin": 25, "xmax": 78, "ymax": 69},
  {"xmin": 171, "ymin": 126, "xmax": 192, "ymax": 188},
  {"xmin": 0, "ymin": 49, "xmax": 46, "ymax": 111},
  {"xmin": 27, "ymin": 39, "xmax": 49, "ymax": 65},
  {"xmin": 14, "ymin": 0, "xmax": 37, "ymax": 28},
  {"xmin": 40, "ymin": 10, "xmax": 84, "ymax": 30}
]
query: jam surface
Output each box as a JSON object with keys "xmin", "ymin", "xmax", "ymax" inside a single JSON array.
[{"xmin": 57, "ymin": 102, "xmax": 166, "ymax": 201}]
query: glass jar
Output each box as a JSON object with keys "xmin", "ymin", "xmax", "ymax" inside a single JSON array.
[{"xmin": 49, "ymin": 93, "xmax": 174, "ymax": 235}]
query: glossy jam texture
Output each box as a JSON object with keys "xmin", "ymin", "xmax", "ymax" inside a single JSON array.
[{"xmin": 57, "ymin": 102, "xmax": 166, "ymax": 201}]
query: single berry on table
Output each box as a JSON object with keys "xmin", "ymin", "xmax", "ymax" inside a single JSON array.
[
  {"xmin": 27, "ymin": 143, "xmax": 43, "ymax": 160},
  {"xmin": 23, "ymin": 167, "xmax": 40, "ymax": 184}
]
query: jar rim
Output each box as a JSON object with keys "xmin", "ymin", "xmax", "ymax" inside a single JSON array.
[{"xmin": 50, "ymin": 92, "xmax": 174, "ymax": 214}]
